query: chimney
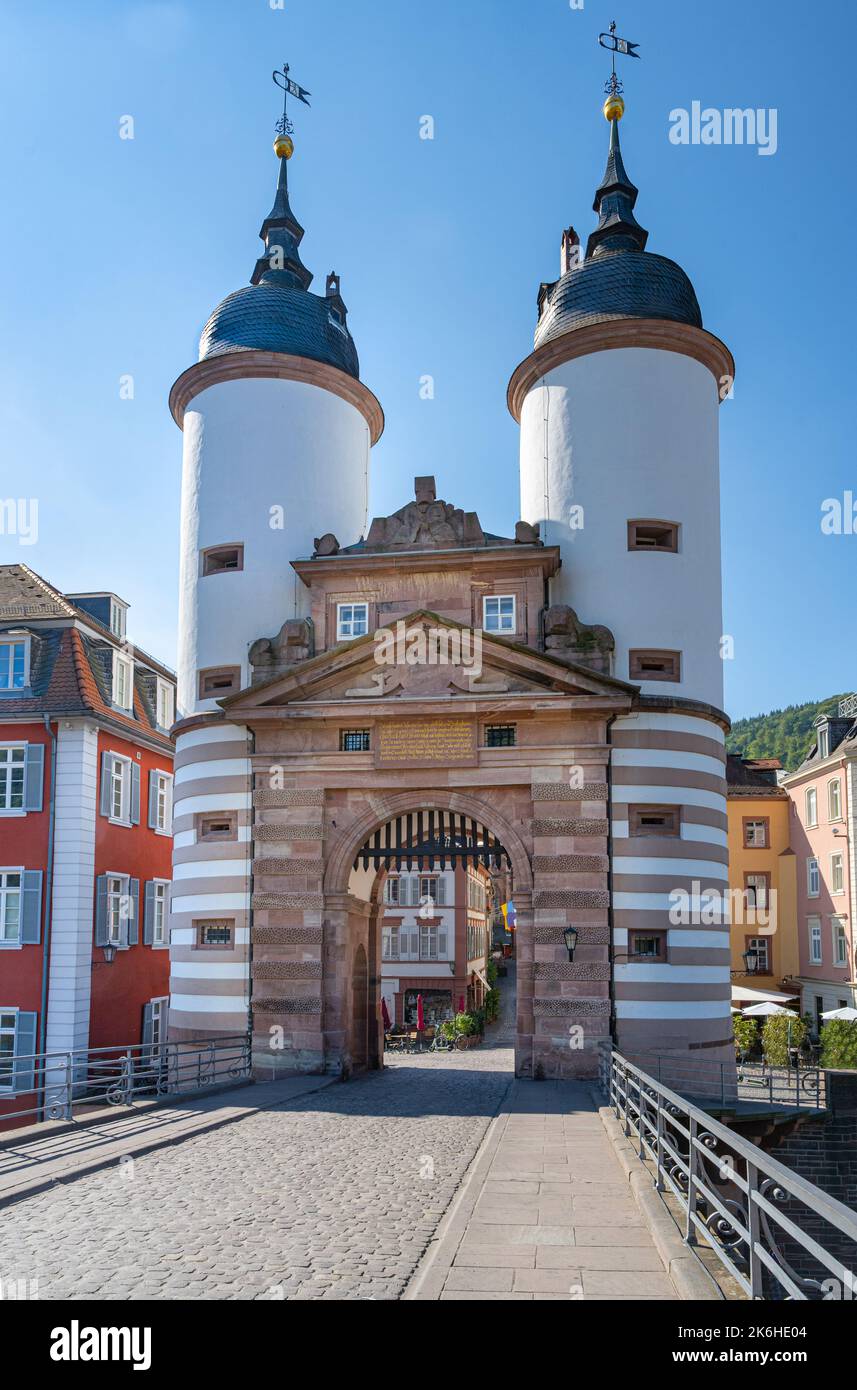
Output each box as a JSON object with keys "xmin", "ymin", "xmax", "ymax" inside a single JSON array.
[{"xmin": 561, "ymin": 226, "xmax": 581, "ymax": 275}]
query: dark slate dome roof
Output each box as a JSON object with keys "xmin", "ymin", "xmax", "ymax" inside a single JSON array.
[
  {"xmin": 199, "ymin": 284, "xmax": 360, "ymax": 378},
  {"xmin": 534, "ymin": 249, "xmax": 701, "ymax": 349}
]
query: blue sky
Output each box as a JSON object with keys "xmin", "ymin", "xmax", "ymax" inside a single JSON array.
[{"xmin": 0, "ymin": 0, "xmax": 854, "ymax": 721}]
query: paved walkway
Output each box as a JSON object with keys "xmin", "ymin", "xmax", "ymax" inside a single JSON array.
[{"xmin": 410, "ymin": 1078, "xmax": 678, "ymax": 1300}]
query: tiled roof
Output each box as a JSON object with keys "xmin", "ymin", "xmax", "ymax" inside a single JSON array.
[
  {"xmin": 0, "ymin": 565, "xmax": 173, "ymax": 749},
  {"xmin": 200, "ymin": 283, "xmax": 359, "ymax": 378},
  {"xmin": 726, "ymin": 754, "xmax": 787, "ymax": 797},
  {"xmin": 535, "ymin": 250, "xmax": 702, "ymax": 349}
]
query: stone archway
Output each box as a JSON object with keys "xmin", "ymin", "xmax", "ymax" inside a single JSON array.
[{"xmin": 323, "ymin": 792, "xmax": 534, "ymax": 1077}]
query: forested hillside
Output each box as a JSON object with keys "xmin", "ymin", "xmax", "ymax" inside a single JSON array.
[{"xmin": 727, "ymin": 694, "xmax": 852, "ymax": 771}]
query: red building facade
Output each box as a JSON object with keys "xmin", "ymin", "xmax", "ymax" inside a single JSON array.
[{"xmin": 0, "ymin": 565, "xmax": 175, "ymax": 1125}]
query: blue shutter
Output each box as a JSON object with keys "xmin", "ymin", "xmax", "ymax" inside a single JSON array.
[
  {"xmin": 99, "ymin": 752, "xmax": 112, "ymax": 818},
  {"xmin": 13, "ymin": 1012, "xmax": 37, "ymax": 1094},
  {"xmin": 126, "ymin": 878, "xmax": 140, "ymax": 946},
  {"xmin": 23, "ymin": 744, "xmax": 44, "ymax": 812},
  {"xmin": 20, "ymin": 870, "xmax": 43, "ymax": 944},
  {"xmin": 142, "ymin": 1002, "xmax": 154, "ymax": 1049},
  {"xmin": 148, "ymin": 771, "xmax": 158, "ymax": 829},
  {"xmin": 130, "ymin": 762, "xmax": 141, "ymax": 825},
  {"xmin": 143, "ymin": 882, "xmax": 155, "ymax": 945},
  {"xmin": 94, "ymin": 875, "xmax": 109, "ymax": 946}
]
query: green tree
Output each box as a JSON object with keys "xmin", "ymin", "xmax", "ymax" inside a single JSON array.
[
  {"xmin": 733, "ymin": 1015, "xmax": 758, "ymax": 1057},
  {"xmin": 761, "ymin": 1013, "xmax": 806, "ymax": 1066},
  {"xmin": 819, "ymin": 1019, "xmax": 857, "ymax": 1070},
  {"xmin": 727, "ymin": 694, "xmax": 851, "ymax": 771}
]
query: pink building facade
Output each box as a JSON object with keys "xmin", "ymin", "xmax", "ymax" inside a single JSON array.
[{"xmin": 783, "ymin": 704, "xmax": 857, "ymax": 1032}]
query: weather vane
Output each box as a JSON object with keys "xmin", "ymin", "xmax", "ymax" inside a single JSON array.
[
  {"xmin": 598, "ymin": 20, "xmax": 639, "ymax": 121},
  {"xmin": 272, "ymin": 62, "xmax": 311, "ymax": 159}
]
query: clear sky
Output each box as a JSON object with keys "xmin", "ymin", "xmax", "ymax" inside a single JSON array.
[{"xmin": 0, "ymin": 0, "xmax": 854, "ymax": 721}]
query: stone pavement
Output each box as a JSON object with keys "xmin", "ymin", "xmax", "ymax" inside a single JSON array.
[
  {"xmin": 0, "ymin": 1040, "xmax": 513, "ymax": 1300},
  {"xmin": 409, "ymin": 1078, "xmax": 680, "ymax": 1301}
]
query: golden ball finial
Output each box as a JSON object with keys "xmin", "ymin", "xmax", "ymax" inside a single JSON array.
[
  {"xmin": 603, "ymin": 92, "xmax": 625, "ymax": 122},
  {"xmin": 273, "ymin": 133, "xmax": 294, "ymax": 159}
]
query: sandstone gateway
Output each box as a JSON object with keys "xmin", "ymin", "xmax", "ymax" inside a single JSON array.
[{"xmin": 166, "ymin": 86, "xmax": 734, "ymax": 1083}]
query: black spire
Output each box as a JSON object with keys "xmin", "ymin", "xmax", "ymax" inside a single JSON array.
[
  {"xmin": 585, "ymin": 117, "xmax": 648, "ymax": 260},
  {"xmin": 251, "ymin": 154, "xmax": 313, "ymax": 291}
]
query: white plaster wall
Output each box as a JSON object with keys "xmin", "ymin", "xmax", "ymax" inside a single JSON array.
[
  {"xmin": 45, "ymin": 720, "xmax": 99, "ymax": 1056},
  {"xmin": 177, "ymin": 376, "xmax": 370, "ymax": 716},
  {"xmin": 519, "ymin": 347, "xmax": 724, "ymax": 708}
]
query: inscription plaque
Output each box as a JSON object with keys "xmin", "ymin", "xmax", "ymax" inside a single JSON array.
[{"xmin": 375, "ymin": 717, "xmax": 478, "ymax": 769}]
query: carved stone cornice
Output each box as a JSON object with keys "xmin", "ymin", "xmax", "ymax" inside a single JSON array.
[
  {"xmin": 169, "ymin": 350, "xmax": 385, "ymax": 443},
  {"xmin": 507, "ymin": 318, "xmax": 735, "ymax": 421}
]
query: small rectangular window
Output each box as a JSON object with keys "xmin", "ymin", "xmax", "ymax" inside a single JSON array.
[
  {"xmin": 336, "ymin": 603, "xmax": 369, "ymax": 641},
  {"xmin": 743, "ymin": 818, "xmax": 769, "ymax": 849},
  {"xmin": 198, "ymin": 667, "xmax": 241, "ymax": 699},
  {"xmin": 629, "ymin": 929, "xmax": 667, "ymax": 960},
  {"xmin": 484, "ymin": 724, "xmax": 516, "ymax": 748},
  {"xmin": 808, "ymin": 916, "xmax": 822, "ymax": 965},
  {"xmin": 629, "ymin": 649, "xmax": 681, "ymax": 682},
  {"xmin": 483, "ymin": 595, "xmax": 516, "ymax": 634},
  {"xmin": 201, "ymin": 545, "xmax": 244, "ymax": 576},
  {"xmin": 197, "ymin": 919, "xmax": 234, "ymax": 948},
  {"xmin": 807, "ymin": 857, "xmax": 820, "ymax": 897},
  {"xmin": 196, "ymin": 811, "xmax": 238, "ymax": 842},
  {"xmin": 628, "ymin": 805, "xmax": 680, "ymax": 837},
  {"xmin": 627, "ymin": 520, "xmax": 679, "ymax": 552},
  {"xmin": 340, "ymin": 729, "xmax": 371, "ymax": 751}
]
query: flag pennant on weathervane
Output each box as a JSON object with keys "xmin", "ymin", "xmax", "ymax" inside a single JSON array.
[
  {"xmin": 274, "ymin": 64, "xmax": 311, "ymax": 106},
  {"xmin": 598, "ymin": 23, "xmax": 640, "ymax": 60}
]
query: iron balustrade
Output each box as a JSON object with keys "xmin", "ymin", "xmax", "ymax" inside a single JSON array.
[
  {"xmin": 623, "ymin": 1050, "xmax": 826, "ymax": 1112},
  {"xmin": 0, "ymin": 1034, "xmax": 251, "ymax": 1130},
  {"xmin": 600, "ymin": 1048, "xmax": 857, "ymax": 1300}
]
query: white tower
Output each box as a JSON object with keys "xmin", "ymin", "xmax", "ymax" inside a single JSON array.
[
  {"xmin": 167, "ymin": 121, "xmax": 383, "ymax": 1040},
  {"xmin": 509, "ymin": 93, "xmax": 737, "ymax": 1070}
]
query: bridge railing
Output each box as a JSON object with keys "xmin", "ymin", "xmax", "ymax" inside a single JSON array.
[
  {"xmin": 618, "ymin": 1050, "xmax": 826, "ymax": 1111},
  {"xmin": 0, "ymin": 1034, "xmax": 251, "ymax": 1131},
  {"xmin": 600, "ymin": 1048, "xmax": 857, "ymax": 1300}
]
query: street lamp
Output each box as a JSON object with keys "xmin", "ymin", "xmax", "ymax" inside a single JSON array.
[
  {"xmin": 563, "ymin": 925, "xmax": 579, "ymax": 962},
  {"xmin": 102, "ymin": 944, "xmax": 117, "ymax": 965},
  {"xmin": 741, "ymin": 945, "xmax": 759, "ymax": 976}
]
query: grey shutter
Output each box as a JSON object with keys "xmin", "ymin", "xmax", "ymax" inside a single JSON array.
[
  {"xmin": 20, "ymin": 870, "xmax": 43, "ymax": 944},
  {"xmin": 99, "ymin": 752, "xmax": 112, "ymax": 817},
  {"xmin": 130, "ymin": 762, "xmax": 141, "ymax": 825},
  {"xmin": 148, "ymin": 771, "xmax": 158, "ymax": 829},
  {"xmin": 143, "ymin": 882, "xmax": 155, "ymax": 945},
  {"xmin": 438, "ymin": 927, "xmax": 448, "ymax": 957},
  {"xmin": 142, "ymin": 1002, "xmax": 154, "ymax": 1049},
  {"xmin": 23, "ymin": 744, "xmax": 44, "ymax": 812},
  {"xmin": 126, "ymin": 878, "xmax": 140, "ymax": 946},
  {"xmin": 436, "ymin": 876, "xmax": 447, "ymax": 906},
  {"xmin": 13, "ymin": 1012, "xmax": 37, "ymax": 1094},
  {"xmin": 94, "ymin": 875, "xmax": 109, "ymax": 946}
]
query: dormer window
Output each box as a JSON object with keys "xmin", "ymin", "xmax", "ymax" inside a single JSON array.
[
  {"xmin": 817, "ymin": 726, "xmax": 830, "ymax": 760},
  {"xmin": 109, "ymin": 600, "xmax": 127, "ymax": 640},
  {"xmin": 0, "ymin": 636, "xmax": 29, "ymax": 691},
  {"xmin": 156, "ymin": 679, "xmax": 174, "ymax": 731},
  {"xmin": 483, "ymin": 595, "xmax": 516, "ymax": 634},
  {"xmin": 336, "ymin": 603, "xmax": 369, "ymax": 641},
  {"xmin": 112, "ymin": 653, "xmax": 134, "ymax": 710}
]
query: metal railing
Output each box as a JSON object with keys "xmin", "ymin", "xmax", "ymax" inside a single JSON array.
[
  {"xmin": 838, "ymin": 694, "xmax": 857, "ymax": 719},
  {"xmin": 626, "ymin": 1051, "xmax": 826, "ymax": 1111},
  {"xmin": 601, "ymin": 1049, "xmax": 857, "ymax": 1300},
  {"xmin": 0, "ymin": 1034, "xmax": 251, "ymax": 1130}
]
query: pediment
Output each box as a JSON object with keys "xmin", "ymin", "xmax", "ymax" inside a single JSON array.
[{"xmin": 223, "ymin": 611, "xmax": 636, "ymax": 714}]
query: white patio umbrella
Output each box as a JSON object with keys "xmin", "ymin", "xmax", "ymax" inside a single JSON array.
[
  {"xmin": 742, "ymin": 1002, "xmax": 793, "ymax": 1017},
  {"xmin": 820, "ymin": 1006, "xmax": 857, "ymax": 1021}
]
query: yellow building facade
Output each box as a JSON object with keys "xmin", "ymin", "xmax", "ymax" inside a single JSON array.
[{"xmin": 726, "ymin": 757, "xmax": 799, "ymax": 998}]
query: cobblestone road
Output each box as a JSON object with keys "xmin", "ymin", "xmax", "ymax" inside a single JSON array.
[{"xmin": 0, "ymin": 1044, "xmax": 514, "ymax": 1301}]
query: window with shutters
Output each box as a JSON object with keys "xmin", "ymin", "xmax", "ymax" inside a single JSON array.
[
  {"xmin": 104, "ymin": 752, "xmax": 134, "ymax": 825},
  {"xmin": 107, "ymin": 875, "xmax": 129, "ymax": 945},
  {"xmin": 384, "ymin": 877, "xmax": 399, "ymax": 905},
  {"xmin": 151, "ymin": 882, "xmax": 168, "ymax": 946},
  {"xmin": 149, "ymin": 769, "xmax": 173, "ymax": 834},
  {"xmin": 382, "ymin": 924, "xmax": 400, "ymax": 959},
  {"xmin": 0, "ymin": 1011, "xmax": 17, "ymax": 1090},
  {"xmin": 0, "ymin": 747, "xmax": 25, "ymax": 811},
  {"xmin": 419, "ymin": 924, "xmax": 448, "ymax": 961},
  {"xmin": 0, "ymin": 872, "xmax": 22, "ymax": 945},
  {"xmin": 0, "ymin": 636, "xmax": 29, "ymax": 691}
]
